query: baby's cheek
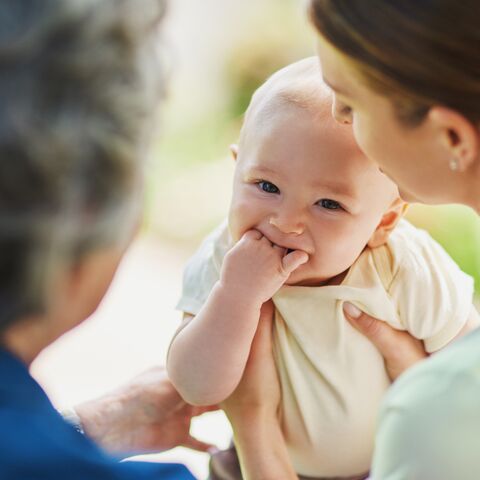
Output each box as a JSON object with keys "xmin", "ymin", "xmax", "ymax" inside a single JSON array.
[
  {"xmin": 315, "ymin": 237, "xmax": 364, "ymax": 277},
  {"xmin": 336, "ymin": 237, "xmax": 369, "ymax": 269},
  {"xmin": 228, "ymin": 199, "xmax": 257, "ymax": 242}
]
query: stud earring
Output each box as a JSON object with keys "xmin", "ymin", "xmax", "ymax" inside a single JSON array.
[{"xmin": 449, "ymin": 158, "xmax": 459, "ymax": 172}]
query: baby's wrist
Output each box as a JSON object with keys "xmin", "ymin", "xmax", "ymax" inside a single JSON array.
[{"xmin": 215, "ymin": 279, "xmax": 264, "ymax": 313}]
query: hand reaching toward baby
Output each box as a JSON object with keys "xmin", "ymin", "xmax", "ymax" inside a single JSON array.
[
  {"xmin": 220, "ymin": 229, "xmax": 309, "ymax": 305},
  {"xmin": 75, "ymin": 367, "xmax": 217, "ymax": 455}
]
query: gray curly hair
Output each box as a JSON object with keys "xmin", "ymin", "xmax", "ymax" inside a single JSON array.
[{"xmin": 0, "ymin": 0, "xmax": 166, "ymax": 332}]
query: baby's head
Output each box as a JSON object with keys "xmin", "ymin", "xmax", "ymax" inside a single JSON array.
[{"xmin": 228, "ymin": 57, "xmax": 406, "ymax": 286}]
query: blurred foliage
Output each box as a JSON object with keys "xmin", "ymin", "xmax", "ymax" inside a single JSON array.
[
  {"xmin": 157, "ymin": 112, "xmax": 239, "ymax": 170},
  {"xmin": 407, "ymin": 204, "xmax": 480, "ymax": 293},
  {"xmin": 224, "ymin": 3, "xmax": 313, "ymax": 119},
  {"xmin": 224, "ymin": 35, "xmax": 311, "ymax": 120},
  {"xmin": 156, "ymin": 2, "xmax": 313, "ymax": 171}
]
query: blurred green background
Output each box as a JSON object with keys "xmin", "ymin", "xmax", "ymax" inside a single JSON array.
[{"xmin": 146, "ymin": 0, "xmax": 480, "ymax": 292}]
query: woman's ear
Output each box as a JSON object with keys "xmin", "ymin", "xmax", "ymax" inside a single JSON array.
[
  {"xmin": 428, "ymin": 106, "xmax": 480, "ymax": 172},
  {"xmin": 368, "ymin": 198, "xmax": 408, "ymax": 248},
  {"xmin": 230, "ymin": 144, "xmax": 239, "ymax": 161}
]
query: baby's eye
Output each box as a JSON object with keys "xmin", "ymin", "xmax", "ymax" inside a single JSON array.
[
  {"xmin": 317, "ymin": 198, "xmax": 342, "ymax": 210},
  {"xmin": 258, "ymin": 181, "xmax": 280, "ymax": 194}
]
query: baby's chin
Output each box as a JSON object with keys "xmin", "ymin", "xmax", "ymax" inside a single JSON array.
[
  {"xmin": 284, "ymin": 268, "xmax": 329, "ymax": 287},
  {"xmin": 284, "ymin": 266, "xmax": 349, "ymax": 287}
]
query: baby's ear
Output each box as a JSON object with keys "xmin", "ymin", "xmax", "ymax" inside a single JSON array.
[
  {"xmin": 230, "ymin": 144, "xmax": 239, "ymax": 161},
  {"xmin": 368, "ymin": 198, "xmax": 408, "ymax": 248}
]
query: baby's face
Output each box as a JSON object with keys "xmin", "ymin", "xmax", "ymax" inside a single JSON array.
[{"xmin": 228, "ymin": 105, "xmax": 399, "ymax": 286}]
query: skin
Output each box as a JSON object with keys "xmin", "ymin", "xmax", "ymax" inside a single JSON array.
[
  {"xmin": 222, "ymin": 302, "xmax": 297, "ymax": 480},
  {"xmin": 2, "ymin": 246, "xmax": 127, "ymax": 366},
  {"xmin": 55, "ymin": 45, "xmax": 478, "ymax": 474},
  {"xmin": 315, "ymin": 35, "xmax": 480, "ymax": 364},
  {"xmin": 228, "ymin": 104, "xmax": 402, "ymax": 286},
  {"xmin": 223, "ymin": 37, "xmax": 480, "ymax": 480},
  {"xmin": 7, "ymin": 34, "xmax": 478, "ymax": 478},
  {"xmin": 167, "ymin": 231, "xmax": 308, "ymax": 405},
  {"xmin": 316, "ymin": 36, "xmax": 480, "ymax": 210},
  {"xmin": 167, "ymin": 95, "xmax": 409, "ymax": 407},
  {"xmin": 75, "ymin": 366, "xmax": 216, "ymax": 455},
  {"xmin": 1, "ymin": 231, "xmax": 216, "ymax": 456}
]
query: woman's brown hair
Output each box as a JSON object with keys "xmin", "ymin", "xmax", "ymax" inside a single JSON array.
[{"xmin": 310, "ymin": 0, "xmax": 480, "ymax": 126}]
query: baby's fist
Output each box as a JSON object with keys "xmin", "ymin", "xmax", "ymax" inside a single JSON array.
[{"xmin": 220, "ymin": 230, "xmax": 308, "ymax": 305}]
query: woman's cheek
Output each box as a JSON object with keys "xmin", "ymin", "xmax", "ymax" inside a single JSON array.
[
  {"xmin": 352, "ymin": 116, "xmax": 373, "ymax": 158},
  {"xmin": 355, "ymin": 116, "xmax": 397, "ymax": 174}
]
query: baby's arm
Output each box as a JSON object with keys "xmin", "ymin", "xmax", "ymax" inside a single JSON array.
[
  {"xmin": 384, "ymin": 228, "xmax": 478, "ymax": 355},
  {"xmin": 437, "ymin": 304, "xmax": 480, "ymax": 347},
  {"xmin": 167, "ymin": 230, "xmax": 308, "ymax": 406}
]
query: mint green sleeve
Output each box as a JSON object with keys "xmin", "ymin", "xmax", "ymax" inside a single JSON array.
[{"xmin": 371, "ymin": 330, "xmax": 480, "ymax": 480}]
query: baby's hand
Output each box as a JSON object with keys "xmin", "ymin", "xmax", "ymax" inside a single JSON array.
[{"xmin": 219, "ymin": 230, "xmax": 308, "ymax": 306}]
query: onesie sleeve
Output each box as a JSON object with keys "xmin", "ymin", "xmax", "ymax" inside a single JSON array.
[
  {"xmin": 176, "ymin": 222, "xmax": 229, "ymax": 316},
  {"xmin": 388, "ymin": 226, "xmax": 474, "ymax": 353}
]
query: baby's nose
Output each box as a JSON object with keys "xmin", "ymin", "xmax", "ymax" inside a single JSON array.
[{"xmin": 269, "ymin": 214, "xmax": 304, "ymax": 235}]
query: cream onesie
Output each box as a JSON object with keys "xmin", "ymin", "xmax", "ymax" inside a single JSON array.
[{"xmin": 176, "ymin": 219, "xmax": 474, "ymax": 478}]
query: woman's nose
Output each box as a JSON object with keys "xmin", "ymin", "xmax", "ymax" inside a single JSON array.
[{"xmin": 332, "ymin": 97, "xmax": 353, "ymax": 125}]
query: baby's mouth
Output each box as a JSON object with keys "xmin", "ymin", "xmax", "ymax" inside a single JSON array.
[{"xmin": 286, "ymin": 248, "xmax": 294, "ymax": 254}]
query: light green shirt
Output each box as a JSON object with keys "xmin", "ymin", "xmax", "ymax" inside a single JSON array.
[{"xmin": 371, "ymin": 327, "xmax": 480, "ymax": 480}]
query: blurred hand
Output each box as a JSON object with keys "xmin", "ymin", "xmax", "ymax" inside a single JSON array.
[
  {"xmin": 221, "ymin": 230, "xmax": 308, "ymax": 307},
  {"xmin": 343, "ymin": 302, "xmax": 427, "ymax": 381},
  {"xmin": 75, "ymin": 366, "xmax": 217, "ymax": 455}
]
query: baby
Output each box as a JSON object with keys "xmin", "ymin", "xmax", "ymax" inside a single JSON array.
[{"xmin": 167, "ymin": 58, "xmax": 478, "ymax": 479}]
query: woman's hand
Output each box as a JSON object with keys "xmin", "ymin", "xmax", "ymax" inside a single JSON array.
[
  {"xmin": 222, "ymin": 301, "xmax": 298, "ymax": 480},
  {"xmin": 75, "ymin": 366, "xmax": 217, "ymax": 455},
  {"xmin": 222, "ymin": 300, "xmax": 280, "ymax": 418},
  {"xmin": 343, "ymin": 302, "xmax": 427, "ymax": 381}
]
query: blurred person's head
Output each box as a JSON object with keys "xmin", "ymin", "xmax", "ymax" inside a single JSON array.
[
  {"xmin": 228, "ymin": 57, "xmax": 405, "ymax": 286},
  {"xmin": 0, "ymin": 0, "xmax": 165, "ymax": 358},
  {"xmin": 309, "ymin": 1, "xmax": 480, "ymax": 209}
]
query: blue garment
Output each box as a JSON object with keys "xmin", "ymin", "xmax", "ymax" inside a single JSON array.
[{"xmin": 0, "ymin": 347, "xmax": 196, "ymax": 480}]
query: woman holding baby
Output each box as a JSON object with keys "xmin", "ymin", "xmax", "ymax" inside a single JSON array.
[
  {"xmin": 232, "ymin": 1, "xmax": 480, "ymax": 479},
  {"xmin": 0, "ymin": 0, "xmax": 478, "ymax": 479}
]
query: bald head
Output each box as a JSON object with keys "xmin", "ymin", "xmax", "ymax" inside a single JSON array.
[{"xmin": 239, "ymin": 57, "xmax": 333, "ymax": 145}]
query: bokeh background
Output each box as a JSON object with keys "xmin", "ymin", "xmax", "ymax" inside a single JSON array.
[{"xmin": 31, "ymin": 0, "xmax": 480, "ymax": 478}]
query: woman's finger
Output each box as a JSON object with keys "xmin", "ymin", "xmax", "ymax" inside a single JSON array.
[{"xmin": 343, "ymin": 302, "xmax": 427, "ymax": 381}]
